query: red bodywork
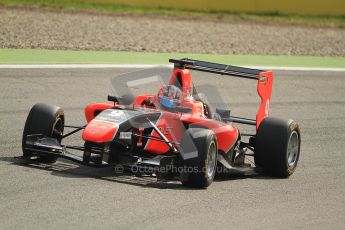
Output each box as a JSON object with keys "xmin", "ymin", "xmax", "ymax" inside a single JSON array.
[
  {"xmin": 82, "ymin": 67, "xmax": 273, "ymax": 155},
  {"xmin": 256, "ymin": 71, "xmax": 273, "ymax": 129}
]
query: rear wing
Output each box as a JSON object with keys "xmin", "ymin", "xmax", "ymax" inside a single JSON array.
[{"xmin": 169, "ymin": 58, "xmax": 273, "ymax": 129}]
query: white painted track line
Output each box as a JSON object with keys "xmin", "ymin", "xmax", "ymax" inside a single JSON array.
[
  {"xmin": 1, "ymin": 64, "xmax": 345, "ymax": 71},
  {"xmin": 0, "ymin": 64, "xmax": 163, "ymax": 69}
]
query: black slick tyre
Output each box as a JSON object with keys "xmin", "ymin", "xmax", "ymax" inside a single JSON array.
[
  {"xmin": 180, "ymin": 128, "xmax": 218, "ymax": 188},
  {"xmin": 22, "ymin": 103, "xmax": 64, "ymax": 163},
  {"xmin": 254, "ymin": 118, "xmax": 301, "ymax": 178}
]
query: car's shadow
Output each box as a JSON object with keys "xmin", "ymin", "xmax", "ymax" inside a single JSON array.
[{"xmin": 0, "ymin": 156, "xmax": 276, "ymax": 190}]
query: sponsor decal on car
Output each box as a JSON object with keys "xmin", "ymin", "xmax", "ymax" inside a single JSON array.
[
  {"xmin": 260, "ymin": 76, "xmax": 267, "ymax": 82},
  {"xmin": 119, "ymin": 132, "xmax": 132, "ymax": 140}
]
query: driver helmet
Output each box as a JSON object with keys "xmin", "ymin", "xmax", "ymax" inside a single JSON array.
[{"xmin": 158, "ymin": 85, "xmax": 182, "ymax": 109}]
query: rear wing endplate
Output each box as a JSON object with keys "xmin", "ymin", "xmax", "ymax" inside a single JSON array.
[{"xmin": 169, "ymin": 58, "xmax": 273, "ymax": 129}]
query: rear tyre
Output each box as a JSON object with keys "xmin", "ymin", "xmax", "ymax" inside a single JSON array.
[
  {"xmin": 22, "ymin": 103, "xmax": 64, "ymax": 164},
  {"xmin": 180, "ymin": 128, "xmax": 218, "ymax": 188},
  {"xmin": 254, "ymin": 118, "xmax": 301, "ymax": 178}
]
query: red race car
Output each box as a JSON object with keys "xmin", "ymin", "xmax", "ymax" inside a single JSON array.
[{"xmin": 22, "ymin": 58, "xmax": 301, "ymax": 188}]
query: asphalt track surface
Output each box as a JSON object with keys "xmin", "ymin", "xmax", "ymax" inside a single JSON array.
[{"xmin": 0, "ymin": 68, "xmax": 344, "ymax": 230}]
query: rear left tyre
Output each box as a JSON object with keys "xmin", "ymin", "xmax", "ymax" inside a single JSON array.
[{"xmin": 22, "ymin": 103, "xmax": 64, "ymax": 163}]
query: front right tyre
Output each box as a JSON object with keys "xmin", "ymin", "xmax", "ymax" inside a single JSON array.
[{"xmin": 22, "ymin": 103, "xmax": 64, "ymax": 163}]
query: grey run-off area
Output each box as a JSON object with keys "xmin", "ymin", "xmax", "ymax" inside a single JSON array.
[
  {"xmin": 1, "ymin": 7, "xmax": 345, "ymax": 56},
  {"xmin": 0, "ymin": 67, "xmax": 344, "ymax": 229}
]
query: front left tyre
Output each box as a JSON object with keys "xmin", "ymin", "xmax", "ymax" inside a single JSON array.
[
  {"xmin": 180, "ymin": 128, "xmax": 218, "ymax": 188},
  {"xmin": 22, "ymin": 103, "xmax": 64, "ymax": 163}
]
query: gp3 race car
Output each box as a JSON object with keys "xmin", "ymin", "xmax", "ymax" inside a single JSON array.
[{"xmin": 21, "ymin": 58, "xmax": 301, "ymax": 188}]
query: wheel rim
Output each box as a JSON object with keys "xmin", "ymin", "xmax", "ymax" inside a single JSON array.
[
  {"xmin": 287, "ymin": 131, "xmax": 299, "ymax": 167},
  {"xmin": 51, "ymin": 117, "xmax": 64, "ymax": 142},
  {"xmin": 207, "ymin": 141, "xmax": 217, "ymax": 178}
]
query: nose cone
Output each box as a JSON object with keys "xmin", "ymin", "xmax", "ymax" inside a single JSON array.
[{"xmin": 82, "ymin": 120, "xmax": 118, "ymax": 143}]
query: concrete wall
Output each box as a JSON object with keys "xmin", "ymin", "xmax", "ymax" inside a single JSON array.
[{"xmin": 86, "ymin": 0, "xmax": 345, "ymax": 16}]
